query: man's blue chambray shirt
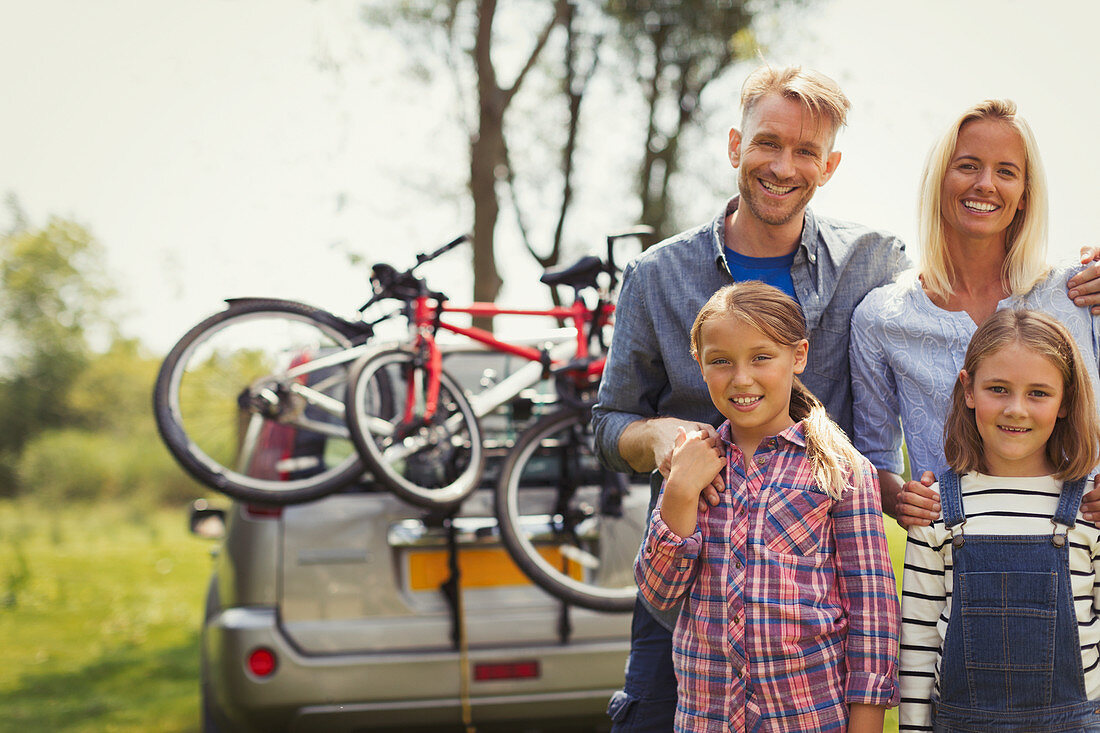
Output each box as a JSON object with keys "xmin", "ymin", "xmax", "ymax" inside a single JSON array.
[{"xmin": 592, "ymin": 197, "xmax": 910, "ymax": 478}]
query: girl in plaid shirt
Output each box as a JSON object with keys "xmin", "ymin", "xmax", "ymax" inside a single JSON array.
[{"xmin": 635, "ymin": 282, "xmax": 900, "ymax": 732}]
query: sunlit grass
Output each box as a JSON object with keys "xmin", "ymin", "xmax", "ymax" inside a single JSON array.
[
  {"xmin": 884, "ymin": 516, "xmax": 907, "ymax": 733},
  {"xmin": 0, "ymin": 499, "xmax": 212, "ymax": 733}
]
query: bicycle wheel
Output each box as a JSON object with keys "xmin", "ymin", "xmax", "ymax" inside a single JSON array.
[
  {"xmin": 346, "ymin": 347, "xmax": 485, "ymax": 508},
  {"xmin": 494, "ymin": 408, "xmax": 649, "ymax": 612},
  {"xmin": 154, "ymin": 299, "xmax": 374, "ymax": 504}
]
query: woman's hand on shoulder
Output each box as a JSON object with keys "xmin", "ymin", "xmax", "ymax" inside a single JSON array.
[
  {"xmin": 1067, "ymin": 245, "xmax": 1100, "ymax": 313},
  {"xmin": 1081, "ymin": 477, "xmax": 1100, "ymax": 523}
]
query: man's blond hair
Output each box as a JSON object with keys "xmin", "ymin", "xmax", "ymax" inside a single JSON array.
[{"xmin": 740, "ymin": 64, "xmax": 851, "ymax": 145}]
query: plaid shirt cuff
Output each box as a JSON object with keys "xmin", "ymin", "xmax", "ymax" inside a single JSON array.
[
  {"xmin": 846, "ymin": 670, "xmax": 901, "ymax": 708},
  {"xmin": 644, "ymin": 510, "xmax": 702, "ymax": 564}
]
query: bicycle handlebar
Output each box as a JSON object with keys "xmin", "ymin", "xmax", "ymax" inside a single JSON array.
[
  {"xmin": 415, "ymin": 233, "xmax": 470, "ymax": 270},
  {"xmin": 604, "ymin": 225, "xmax": 654, "ymax": 289},
  {"xmin": 358, "ymin": 234, "xmax": 470, "ymax": 312},
  {"xmin": 359, "ymin": 227, "xmax": 651, "ymax": 314}
]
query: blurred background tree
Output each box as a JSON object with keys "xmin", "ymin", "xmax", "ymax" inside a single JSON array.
[
  {"xmin": 359, "ymin": 0, "xmax": 779, "ymax": 323},
  {"xmin": 0, "ymin": 203, "xmax": 198, "ymax": 503},
  {"xmin": 0, "ymin": 210, "xmax": 113, "ymax": 489},
  {"xmin": 605, "ymin": 0, "xmax": 759, "ymax": 237}
]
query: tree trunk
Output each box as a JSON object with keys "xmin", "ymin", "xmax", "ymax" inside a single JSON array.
[{"xmin": 470, "ymin": 0, "xmax": 504, "ymax": 330}]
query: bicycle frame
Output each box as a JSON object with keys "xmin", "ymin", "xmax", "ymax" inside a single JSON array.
[{"xmin": 405, "ymin": 293, "xmax": 612, "ymax": 427}]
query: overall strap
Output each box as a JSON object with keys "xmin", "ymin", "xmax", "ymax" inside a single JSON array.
[
  {"xmin": 939, "ymin": 469, "xmax": 966, "ymax": 529},
  {"xmin": 1054, "ymin": 477, "xmax": 1088, "ymax": 528}
]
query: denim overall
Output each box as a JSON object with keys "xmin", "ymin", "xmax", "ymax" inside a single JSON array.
[{"xmin": 933, "ymin": 470, "xmax": 1100, "ymax": 732}]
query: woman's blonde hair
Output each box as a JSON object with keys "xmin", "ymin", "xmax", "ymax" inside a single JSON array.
[
  {"xmin": 944, "ymin": 309, "xmax": 1100, "ymax": 480},
  {"xmin": 689, "ymin": 282, "xmax": 865, "ymax": 498},
  {"xmin": 918, "ymin": 99, "xmax": 1050, "ymax": 302}
]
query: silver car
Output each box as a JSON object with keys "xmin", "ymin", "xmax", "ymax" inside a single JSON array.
[{"xmin": 192, "ymin": 349, "xmax": 633, "ymax": 732}]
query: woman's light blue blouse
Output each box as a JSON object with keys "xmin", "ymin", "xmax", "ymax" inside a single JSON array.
[{"xmin": 850, "ymin": 264, "xmax": 1100, "ymax": 478}]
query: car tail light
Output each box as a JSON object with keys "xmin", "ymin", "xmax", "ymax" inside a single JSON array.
[
  {"xmin": 244, "ymin": 504, "xmax": 283, "ymax": 520},
  {"xmin": 247, "ymin": 647, "xmax": 277, "ymax": 677},
  {"xmin": 473, "ymin": 660, "xmax": 540, "ymax": 681}
]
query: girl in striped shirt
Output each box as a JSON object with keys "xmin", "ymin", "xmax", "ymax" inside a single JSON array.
[
  {"xmin": 899, "ymin": 308, "xmax": 1100, "ymax": 732},
  {"xmin": 635, "ymin": 282, "xmax": 900, "ymax": 733}
]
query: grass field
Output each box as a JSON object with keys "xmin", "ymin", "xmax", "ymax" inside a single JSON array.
[
  {"xmin": 883, "ymin": 517, "xmax": 907, "ymax": 733},
  {"xmin": 0, "ymin": 499, "xmax": 910, "ymax": 733},
  {"xmin": 0, "ymin": 499, "xmax": 212, "ymax": 733}
]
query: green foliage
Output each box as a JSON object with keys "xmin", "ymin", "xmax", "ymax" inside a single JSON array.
[
  {"xmin": 17, "ymin": 429, "xmax": 202, "ymax": 507},
  {"xmin": 0, "ymin": 218, "xmax": 205, "ymax": 504},
  {"xmin": 66, "ymin": 337, "xmax": 157, "ymax": 433},
  {"xmin": 13, "ymin": 331, "xmax": 206, "ymax": 505},
  {"xmin": 0, "ymin": 499, "xmax": 209, "ymax": 732},
  {"xmin": 0, "ymin": 217, "xmax": 117, "ymax": 491}
]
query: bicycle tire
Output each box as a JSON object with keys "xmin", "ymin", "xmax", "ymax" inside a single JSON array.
[
  {"xmin": 153, "ymin": 299, "xmax": 374, "ymax": 504},
  {"xmin": 494, "ymin": 408, "xmax": 648, "ymax": 612},
  {"xmin": 346, "ymin": 347, "xmax": 485, "ymax": 508}
]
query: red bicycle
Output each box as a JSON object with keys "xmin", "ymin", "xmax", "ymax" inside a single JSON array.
[{"xmin": 344, "ymin": 230, "xmax": 646, "ymax": 509}]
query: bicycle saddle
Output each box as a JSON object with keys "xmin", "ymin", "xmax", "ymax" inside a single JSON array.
[{"xmin": 540, "ymin": 255, "xmax": 604, "ymax": 290}]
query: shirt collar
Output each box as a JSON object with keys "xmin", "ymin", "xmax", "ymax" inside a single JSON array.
[
  {"xmin": 716, "ymin": 420, "xmax": 808, "ymax": 451},
  {"xmin": 710, "ymin": 196, "xmax": 821, "ymax": 271}
]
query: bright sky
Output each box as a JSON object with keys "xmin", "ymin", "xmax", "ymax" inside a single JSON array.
[{"xmin": 1, "ymin": 0, "xmax": 1098, "ymax": 353}]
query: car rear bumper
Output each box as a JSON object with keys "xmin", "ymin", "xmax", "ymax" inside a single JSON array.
[{"xmin": 204, "ymin": 606, "xmax": 626, "ymax": 732}]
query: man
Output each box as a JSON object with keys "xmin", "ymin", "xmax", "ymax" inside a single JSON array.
[
  {"xmin": 594, "ymin": 63, "xmax": 1100, "ymax": 731},
  {"xmin": 594, "ymin": 64, "xmax": 906, "ymax": 732}
]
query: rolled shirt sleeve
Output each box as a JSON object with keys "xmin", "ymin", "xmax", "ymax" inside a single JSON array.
[
  {"xmin": 633, "ymin": 502, "xmax": 703, "ymax": 612},
  {"xmin": 833, "ymin": 459, "xmax": 902, "ymax": 707},
  {"xmin": 592, "ymin": 257, "xmax": 667, "ymax": 474}
]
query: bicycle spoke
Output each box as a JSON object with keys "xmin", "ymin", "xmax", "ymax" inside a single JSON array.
[{"xmin": 494, "ymin": 409, "xmax": 647, "ymax": 612}]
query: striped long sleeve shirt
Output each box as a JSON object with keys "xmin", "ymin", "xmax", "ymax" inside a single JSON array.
[
  {"xmin": 635, "ymin": 421, "xmax": 900, "ymax": 733},
  {"xmin": 899, "ymin": 473, "xmax": 1100, "ymax": 732}
]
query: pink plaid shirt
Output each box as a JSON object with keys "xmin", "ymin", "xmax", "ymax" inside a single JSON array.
[{"xmin": 635, "ymin": 421, "xmax": 900, "ymax": 732}]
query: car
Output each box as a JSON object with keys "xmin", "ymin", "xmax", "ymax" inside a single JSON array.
[{"xmin": 190, "ymin": 346, "xmax": 635, "ymax": 732}]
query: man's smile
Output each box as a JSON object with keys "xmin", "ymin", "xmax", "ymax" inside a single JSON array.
[{"xmin": 760, "ymin": 179, "xmax": 796, "ymax": 195}]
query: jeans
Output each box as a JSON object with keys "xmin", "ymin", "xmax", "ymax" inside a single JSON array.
[{"xmin": 606, "ymin": 598, "xmax": 677, "ymax": 732}]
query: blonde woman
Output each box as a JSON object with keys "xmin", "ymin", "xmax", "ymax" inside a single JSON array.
[{"xmin": 851, "ymin": 99, "xmax": 1100, "ymax": 526}]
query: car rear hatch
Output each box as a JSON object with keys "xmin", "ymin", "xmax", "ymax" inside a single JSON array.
[{"xmin": 277, "ymin": 488, "xmax": 629, "ymax": 655}]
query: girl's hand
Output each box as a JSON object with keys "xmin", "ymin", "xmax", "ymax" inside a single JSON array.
[
  {"xmin": 659, "ymin": 428, "xmax": 725, "ymax": 538},
  {"xmin": 667, "ymin": 427, "xmax": 725, "ymax": 495}
]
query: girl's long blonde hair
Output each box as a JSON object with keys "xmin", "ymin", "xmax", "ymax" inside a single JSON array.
[
  {"xmin": 689, "ymin": 282, "xmax": 865, "ymax": 499},
  {"xmin": 944, "ymin": 309, "xmax": 1100, "ymax": 480}
]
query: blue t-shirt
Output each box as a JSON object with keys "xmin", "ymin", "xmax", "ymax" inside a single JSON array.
[{"xmin": 723, "ymin": 247, "xmax": 798, "ymax": 302}]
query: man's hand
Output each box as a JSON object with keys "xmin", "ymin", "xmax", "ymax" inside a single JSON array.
[
  {"xmin": 880, "ymin": 469, "xmax": 939, "ymax": 528},
  {"xmin": 1081, "ymin": 476, "xmax": 1100, "ymax": 523},
  {"xmin": 618, "ymin": 417, "xmax": 725, "ymax": 511},
  {"xmin": 1067, "ymin": 245, "xmax": 1100, "ymax": 313}
]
